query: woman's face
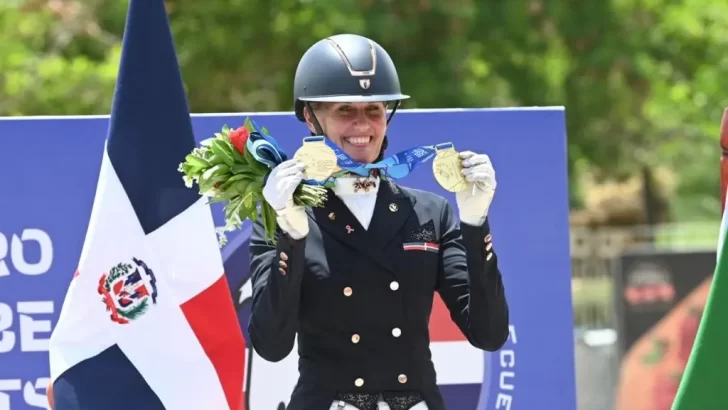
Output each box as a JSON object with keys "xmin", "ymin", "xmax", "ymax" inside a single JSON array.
[{"xmin": 304, "ymin": 102, "xmax": 388, "ymax": 164}]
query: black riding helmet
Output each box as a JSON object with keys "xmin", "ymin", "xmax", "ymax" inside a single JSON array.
[{"xmin": 293, "ymin": 34, "xmax": 409, "ymax": 161}]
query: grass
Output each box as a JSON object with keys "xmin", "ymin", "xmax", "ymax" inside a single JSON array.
[{"xmin": 652, "ymin": 221, "xmax": 719, "ymax": 250}]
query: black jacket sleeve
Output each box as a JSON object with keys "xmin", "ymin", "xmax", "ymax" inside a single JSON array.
[
  {"xmin": 435, "ymin": 198, "xmax": 510, "ymax": 351},
  {"xmin": 247, "ymin": 216, "xmax": 306, "ymax": 362}
]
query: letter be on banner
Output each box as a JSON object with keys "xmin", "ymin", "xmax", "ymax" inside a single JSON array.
[
  {"xmin": 0, "ymin": 302, "xmax": 54, "ymax": 354},
  {"xmin": 0, "ymin": 303, "xmax": 15, "ymax": 354},
  {"xmin": 18, "ymin": 302, "xmax": 54, "ymax": 352}
]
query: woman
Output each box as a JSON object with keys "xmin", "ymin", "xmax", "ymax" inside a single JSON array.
[{"xmin": 248, "ymin": 33, "xmax": 509, "ymax": 410}]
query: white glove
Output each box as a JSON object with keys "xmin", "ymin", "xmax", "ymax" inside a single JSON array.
[
  {"xmin": 262, "ymin": 159, "xmax": 309, "ymax": 239},
  {"xmin": 456, "ymin": 151, "xmax": 497, "ymax": 226}
]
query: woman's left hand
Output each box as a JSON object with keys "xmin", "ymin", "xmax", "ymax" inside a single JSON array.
[{"xmin": 456, "ymin": 151, "xmax": 497, "ymax": 226}]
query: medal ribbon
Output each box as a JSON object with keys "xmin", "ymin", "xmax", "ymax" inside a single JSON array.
[
  {"xmin": 303, "ymin": 136, "xmax": 450, "ymax": 184},
  {"xmin": 241, "ymin": 120, "xmax": 452, "ymax": 187}
]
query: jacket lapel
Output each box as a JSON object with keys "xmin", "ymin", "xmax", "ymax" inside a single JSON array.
[
  {"xmin": 308, "ymin": 180, "xmax": 416, "ymax": 277},
  {"xmin": 309, "ymin": 190, "xmax": 370, "ymax": 252},
  {"xmin": 367, "ymin": 180, "xmax": 416, "ymax": 250}
]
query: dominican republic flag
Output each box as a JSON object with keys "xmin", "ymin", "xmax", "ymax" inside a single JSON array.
[{"xmin": 47, "ymin": 1, "xmax": 245, "ymax": 409}]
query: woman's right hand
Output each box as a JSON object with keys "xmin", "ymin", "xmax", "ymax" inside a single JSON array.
[
  {"xmin": 262, "ymin": 159, "xmax": 309, "ymax": 239},
  {"xmin": 263, "ymin": 159, "xmax": 306, "ymax": 211}
]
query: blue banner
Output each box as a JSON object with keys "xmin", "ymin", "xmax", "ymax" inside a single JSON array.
[{"xmin": 0, "ymin": 108, "xmax": 575, "ymax": 410}]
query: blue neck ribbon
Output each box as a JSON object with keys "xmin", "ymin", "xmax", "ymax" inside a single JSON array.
[{"xmin": 243, "ymin": 119, "xmax": 450, "ymax": 186}]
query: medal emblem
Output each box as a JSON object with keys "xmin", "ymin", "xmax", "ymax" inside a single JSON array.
[
  {"xmin": 432, "ymin": 143, "xmax": 468, "ymax": 192},
  {"xmin": 294, "ymin": 137, "xmax": 338, "ymax": 181}
]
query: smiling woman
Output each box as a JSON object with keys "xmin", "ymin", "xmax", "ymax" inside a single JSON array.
[
  {"xmin": 304, "ymin": 102, "xmax": 389, "ymax": 163},
  {"xmin": 247, "ymin": 33, "xmax": 509, "ymax": 410}
]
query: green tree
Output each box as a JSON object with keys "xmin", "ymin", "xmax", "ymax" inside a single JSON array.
[{"xmin": 2, "ymin": 0, "xmax": 727, "ymax": 220}]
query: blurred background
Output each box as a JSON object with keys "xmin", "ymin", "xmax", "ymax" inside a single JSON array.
[{"xmin": 2, "ymin": 0, "xmax": 726, "ymax": 409}]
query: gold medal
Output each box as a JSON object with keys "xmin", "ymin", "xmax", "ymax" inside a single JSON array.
[
  {"xmin": 432, "ymin": 144, "xmax": 468, "ymax": 192},
  {"xmin": 293, "ymin": 138, "xmax": 338, "ymax": 181}
]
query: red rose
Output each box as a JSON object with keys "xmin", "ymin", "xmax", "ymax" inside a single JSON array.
[{"xmin": 229, "ymin": 126, "xmax": 250, "ymax": 154}]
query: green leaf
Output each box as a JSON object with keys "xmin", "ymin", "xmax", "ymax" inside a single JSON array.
[
  {"xmin": 210, "ymin": 140, "xmax": 235, "ymax": 167},
  {"xmin": 198, "ymin": 167, "xmax": 229, "ymax": 193},
  {"xmin": 224, "ymin": 196, "xmax": 243, "ymax": 222},
  {"xmin": 207, "ymin": 188, "xmax": 238, "ymax": 203},
  {"xmin": 242, "ymin": 191, "xmax": 254, "ymax": 208},
  {"xmin": 242, "ymin": 140, "xmax": 256, "ymax": 166},
  {"xmin": 248, "ymin": 179, "xmax": 263, "ymax": 196},
  {"xmin": 261, "ymin": 202, "xmax": 278, "ymax": 243},
  {"xmin": 248, "ymin": 207, "xmax": 258, "ymax": 222},
  {"xmin": 230, "ymin": 146, "xmax": 246, "ymax": 163},
  {"xmin": 208, "ymin": 163, "xmax": 230, "ymax": 177},
  {"xmin": 244, "ymin": 117, "xmax": 255, "ymax": 132},
  {"xmin": 253, "ymin": 160, "xmax": 268, "ymax": 174},
  {"xmin": 184, "ymin": 154, "xmax": 211, "ymax": 169},
  {"xmin": 233, "ymin": 179, "xmax": 254, "ymax": 194},
  {"xmin": 179, "ymin": 162, "xmax": 196, "ymax": 175},
  {"xmin": 198, "ymin": 177, "xmax": 226, "ymax": 194},
  {"xmin": 237, "ymin": 197, "xmax": 257, "ymax": 225},
  {"xmin": 219, "ymin": 174, "xmax": 247, "ymax": 190},
  {"xmin": 231, "ymin": 164, "xmax": 262, "ymax": 178}
]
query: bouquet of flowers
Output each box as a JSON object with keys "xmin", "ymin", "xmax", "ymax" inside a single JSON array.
[{"xmin": 178, "ymin": 117, "xmax": 328, "ymax": 246}]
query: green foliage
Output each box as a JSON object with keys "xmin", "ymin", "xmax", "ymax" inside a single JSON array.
[
  {"xmin": 2, "ymin": 0, "xmax": 726, "ymax": 220},
  {"xmin": 179, "ymin": 120, "xmax": 327, "ymax": 246},
  {"xmin": 0, "ymin": 1, "xmax": 120, "ymax": 115},
  {"xmin": 119, "ymin": 299, "xmax": 149, "ymax": 321}
]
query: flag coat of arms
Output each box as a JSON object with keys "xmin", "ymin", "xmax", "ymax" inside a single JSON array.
[{"xmin": 47, "ymin": 0, "xmax": 245, "ymax": 409}]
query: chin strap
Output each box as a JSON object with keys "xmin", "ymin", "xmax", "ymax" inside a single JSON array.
[{"xmin": 304, "ymin": 101, "xmax": 326, "ymax": 135}]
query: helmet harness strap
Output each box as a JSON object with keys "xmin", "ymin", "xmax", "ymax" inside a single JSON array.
[{"xmin": 304, "ymin": 101, "xmax": 326, "ymax": 136}]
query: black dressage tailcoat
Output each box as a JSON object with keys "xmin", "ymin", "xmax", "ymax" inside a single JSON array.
[{"xmin": 248, "ymin": 180, "xmax": 509, "ymax": 410}]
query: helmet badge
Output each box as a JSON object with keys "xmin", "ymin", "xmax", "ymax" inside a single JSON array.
[
  {"xmin": 327, "ymin": 38, "xmax": 377, "ymax": 92},
  {"xmin": 326, "ymin": 38, "xmax": 377, "ymax": 77}
]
